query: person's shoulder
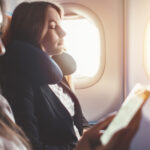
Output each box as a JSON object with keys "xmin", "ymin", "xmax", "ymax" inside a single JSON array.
[
  {"xmin": 0, "ymin": 94, "xmax": 8, "ymax": 106},
  {"xmin": 0, "ymin": 135, "xmax": 27, "ymax": 150},
  {"xmin": 0, "ymin": 94, "xmax": 15, "ymax": 122}
]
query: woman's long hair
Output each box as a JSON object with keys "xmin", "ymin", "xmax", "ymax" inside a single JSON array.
[
  {"xmin": 0, "ymin": 106, "xmax": 32, "ymax": 150},
  {"xmin": 4, "ymin": 1, "xmax": 63, "ymax": 47},
  {"xmin": 0, "ymin": 0, "xmax": 5, "ymax": 27}
]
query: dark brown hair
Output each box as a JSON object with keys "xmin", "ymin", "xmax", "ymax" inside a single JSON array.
[
  {"xmin": 0, "ymin": 106, "xmax": 32, "ymax": 150},
  {"xmin": 6, "ymin": 1, "xmax": 63, "ymax": 47},
  {"xmin": 0, "ymin": 0, "xmax": 4, "ymax": 19},
  {"xmin": 0, "ymin": 0, "xmax": 6, "ymax": 32}
]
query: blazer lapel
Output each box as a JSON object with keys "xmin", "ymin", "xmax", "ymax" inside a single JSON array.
[
  {"xmin": 41, "ymin": 84, "xmax": 73, "ymax": 123},
  {"xmin": 59, "ymin": 80, "xmax": 83, "ymax": 135}
]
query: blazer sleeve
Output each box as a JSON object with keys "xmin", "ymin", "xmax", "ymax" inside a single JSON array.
[{"xmin": 10, "ymin": 87, "xmax": 74, "ymax": 150}]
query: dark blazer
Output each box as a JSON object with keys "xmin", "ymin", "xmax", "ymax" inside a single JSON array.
[{"xmin": 0, "ymin": 40, "xmax": 88, "ymax": 150}]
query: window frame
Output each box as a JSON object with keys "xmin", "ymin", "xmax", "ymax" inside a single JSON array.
[{"xmin": 61, "ymin": 3, "xmax": 106, "ymax": 89}]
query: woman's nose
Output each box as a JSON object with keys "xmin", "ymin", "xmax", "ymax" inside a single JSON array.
[{"xmin": 59, "ymin": 27, "xmax": 66, "ymax": 38}]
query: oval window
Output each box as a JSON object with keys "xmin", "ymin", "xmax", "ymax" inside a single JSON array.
[
  {"xmin": 62, "ymin": 3, "xmax": 105, "ymax": 89},
  {"xmin": 144, "ymin": 19, "xmax": 150, "ymax": 78}
]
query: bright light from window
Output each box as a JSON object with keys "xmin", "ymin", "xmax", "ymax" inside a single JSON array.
[
  {"xmin": 144, "ymin": 20, "xmax": 150, "ymax": 77},
  {"xmin": 62, "ymin": 18, "xmax": 100, "ymax": 78}
]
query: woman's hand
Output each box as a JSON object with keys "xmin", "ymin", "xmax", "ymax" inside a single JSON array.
[
  {"xmin": 75, "ymin": 114, "xmax": 115, "ymax": 150},
  {"xmin": 76, "ymin": 108, "xmax": 142, "ymax": 150},
  {"xmin": 98, "ymin": 109, "xmax": 142, "ymax": 150}
]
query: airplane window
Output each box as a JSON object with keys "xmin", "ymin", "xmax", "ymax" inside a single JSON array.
[
  {"xmin": 62, "ymin": 18, "xmax": 100, "ymax": 78},
  {"xmin": 61, "ymin": 3, "xmax": 105, "ymax": 89}
]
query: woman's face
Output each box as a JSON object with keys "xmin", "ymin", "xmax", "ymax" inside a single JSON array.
[{"xmin": 41, "ymin": 7, "xmax": 66, "ymax": 56}]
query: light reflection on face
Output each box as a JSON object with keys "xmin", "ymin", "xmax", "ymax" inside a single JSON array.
[
  {"xmin": 0, "ymin": 9, "xmax": 5, "ymax": 55},
  {"xmin": 41, "ymin": 7, "xmax": 66, "ymax": 56}
]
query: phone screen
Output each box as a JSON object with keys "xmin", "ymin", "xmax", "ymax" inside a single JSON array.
[{"xmin": 100, "ymin": 84, "xmax": 150, "ymax": 145}]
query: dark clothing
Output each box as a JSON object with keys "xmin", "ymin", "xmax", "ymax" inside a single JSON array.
[{"xmin": 0, "ymin": 40, "xmax": 88, "ymax": 150}]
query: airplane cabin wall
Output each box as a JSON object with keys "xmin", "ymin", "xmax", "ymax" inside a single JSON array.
[
  {"xmin": 125, "ymin": 0, "xmax": 150, "ymax": 149},
  {"xmin": 125, "ymin": 0, "xmax": 150, "ymax": 94}
]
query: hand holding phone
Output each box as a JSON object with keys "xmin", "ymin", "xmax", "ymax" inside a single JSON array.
[{"xmin": 100, "ymin": 84, "xmax": 150, "ymax": 145}]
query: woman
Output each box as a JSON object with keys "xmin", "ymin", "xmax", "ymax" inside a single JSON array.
[
  {"xmin": 0, "ymin": 1, "xmax": 142, "ymax": 150},
  {"xmin": 0, "ymin": 1, "xmax": 88, "ymax": 150}
]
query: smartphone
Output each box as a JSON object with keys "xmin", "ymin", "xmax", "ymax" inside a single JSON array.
[{"xmin": 100, "ymin": 83, "xmax": 150, "ymax": 145}]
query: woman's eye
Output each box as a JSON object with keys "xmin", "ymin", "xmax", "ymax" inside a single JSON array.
[{"xmin": 49, "ymin": 21, "xmax": 56, "ymax": 29}]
